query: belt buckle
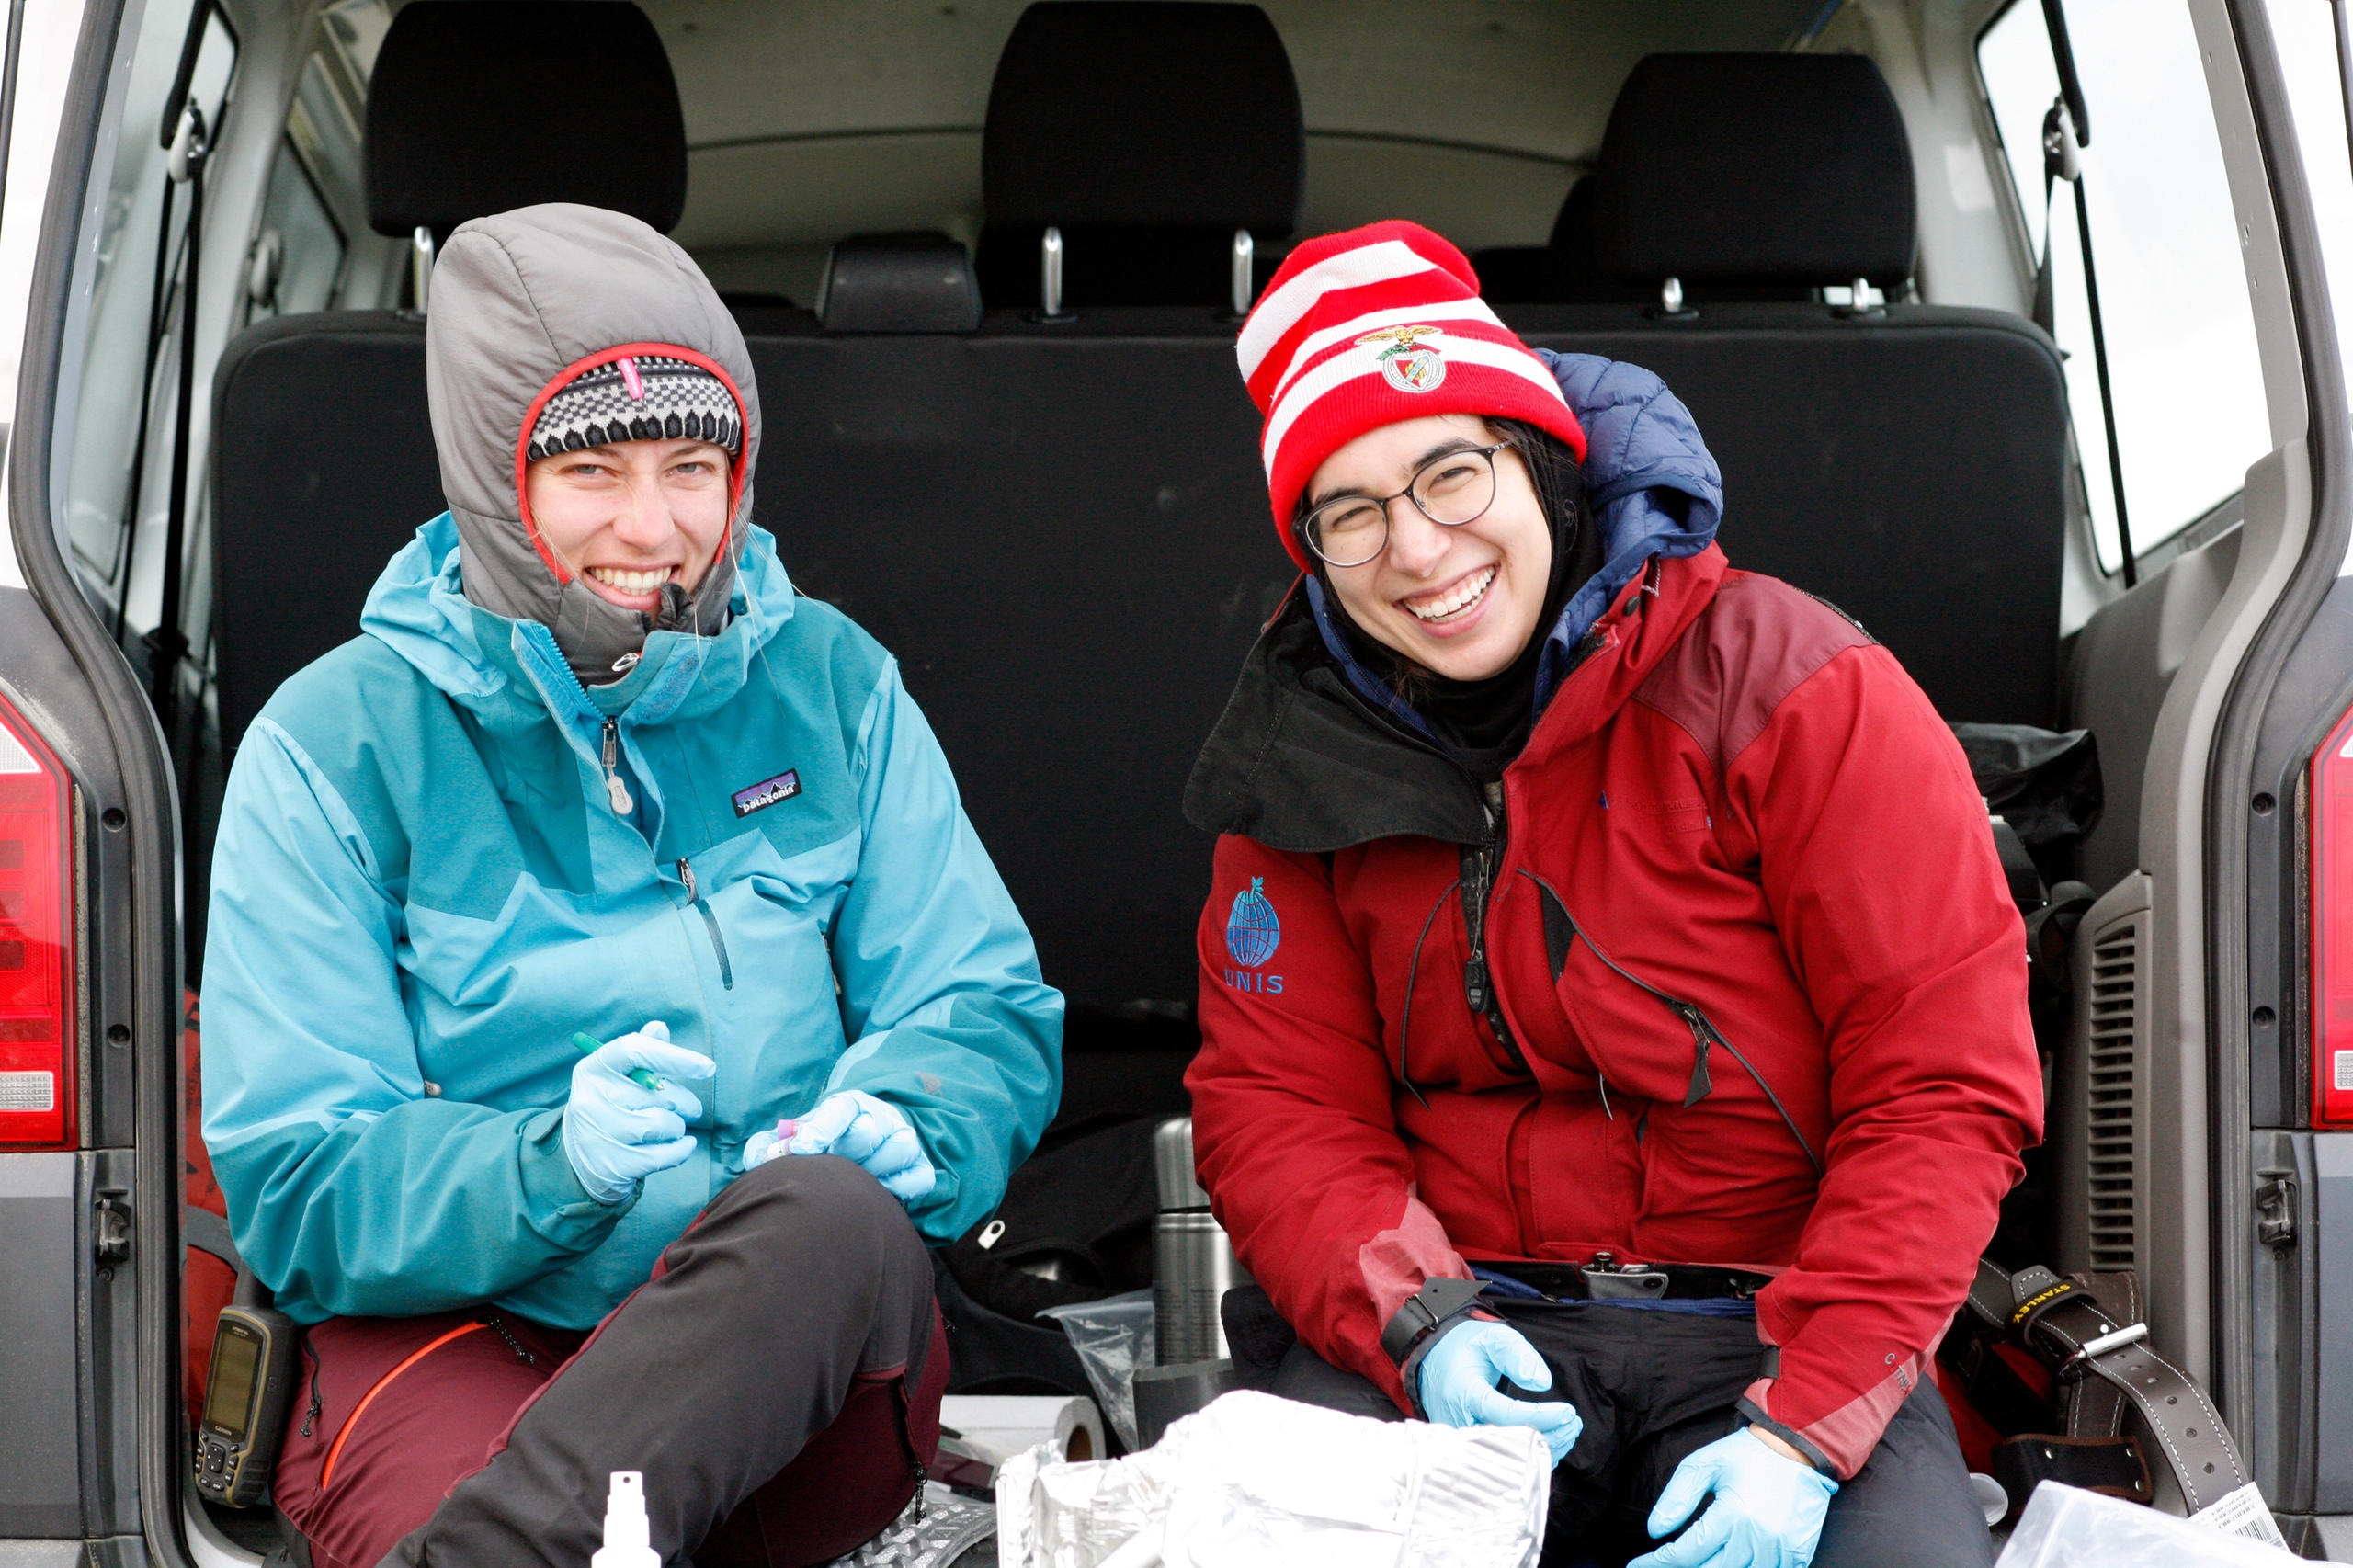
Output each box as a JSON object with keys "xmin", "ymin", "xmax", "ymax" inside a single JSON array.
[{"xmin": 1582, "ymin": 1252, "xmax": 1670, "ymax": 1301}]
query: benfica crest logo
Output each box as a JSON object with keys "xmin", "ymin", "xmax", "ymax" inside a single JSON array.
[{"xmin": 1357, "ymin": 324, "xmax": 1447, "ymax": 393}]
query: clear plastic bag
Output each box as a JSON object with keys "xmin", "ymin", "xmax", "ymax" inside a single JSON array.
[
  {"xmin": 1037, "ymin": 1290, "xmax": 1155, "ymax": 1451},
  {"xmin": 1996, "ymin": 1482, "xmax": 2296, "ymax": 1566}
]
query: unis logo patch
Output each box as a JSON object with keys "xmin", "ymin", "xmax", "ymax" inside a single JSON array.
[
  {"xmin": 1357, "ymin": 324, "xmax": 1446, "ymax": 394},
  {"xmin": 1221, "ymin": 877, "xmax": 1284, "ymax": 994},
  {"xmin": 731, "ymin": 768, "xmax": 801, "ymax": 818}
]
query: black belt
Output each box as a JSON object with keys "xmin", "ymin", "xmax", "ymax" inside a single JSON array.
[{"xmin": 1482, "ymin": 1258, "xmax": 1772, "ymax": 1303}]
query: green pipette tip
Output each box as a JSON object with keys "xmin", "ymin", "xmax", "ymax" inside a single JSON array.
[{"xmin": 571, "ymin": 1031, "xmax": 665, "ymax": 1091}]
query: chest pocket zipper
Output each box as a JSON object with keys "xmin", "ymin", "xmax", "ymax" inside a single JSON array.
[
  {"xmin": 678, "ymin": 858, "xmax": 734, "ymax": 991},
  {"xmin": 1516, "ymin": 867, "xmax": 1824, "ymax": 1177}
]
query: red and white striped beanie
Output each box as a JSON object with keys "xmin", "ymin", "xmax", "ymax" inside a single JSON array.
[{"xmin": 1238, "ymin": 220, "xmax": 1588, "ymax": 571}]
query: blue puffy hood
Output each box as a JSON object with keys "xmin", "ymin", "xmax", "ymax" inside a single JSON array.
[{"xmin": 1304, "ymin": 349, "xmax": 1723, "ymax": 738}]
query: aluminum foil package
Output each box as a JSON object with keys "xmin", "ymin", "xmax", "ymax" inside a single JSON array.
[{"xmin": 995, "ymin": 1389, "xmax": 1549, "ymax": 1568}]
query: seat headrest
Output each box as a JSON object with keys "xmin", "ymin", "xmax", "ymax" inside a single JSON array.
[
  {"xmin": 1590, "ymin": 53, "xmax": 1916, "ymax": 289},
  {"xmin": 983, "ymin": 2, "xmax": 1303, "ymax": 234},
  {"xmin": 817, "ymin": 233, "xmax": 983, "ymax": 333},
  {"xmin": 365, "ymin": 1, "xmax": 687, "ymax": 242}
]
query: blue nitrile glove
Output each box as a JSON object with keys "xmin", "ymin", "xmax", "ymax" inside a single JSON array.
[
  {"xmin": 746, "ymin": 1089, "xmax": 937, "ymax": 1205},
  {"xmin": 1415, "ymin": 1320, "xmax": 1583, "ymax": 1466},
  {"xmin": 561, "ymin": 1021, "xmax": 713, "ymax": 1206},
  {"xmin": 1629, "ymin": 1427, "xmax": 1839, "ymax": 1568}
]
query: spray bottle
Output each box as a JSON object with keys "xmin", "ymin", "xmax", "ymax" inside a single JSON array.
[{"xmin": 591, "ymin": 1471, "xmax": 659, "ymax": 1568}]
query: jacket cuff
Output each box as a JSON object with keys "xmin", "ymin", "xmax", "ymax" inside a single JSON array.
[
  {"xmin": 1396, "ymin": 1312, "xmax": 1503, "ymax": 1417},
  {"xmin": 1380, "ymin": 1276, "xmax": 1486, "ymax": 1375},
  {"xmin": 1736, "ymin": 1390, "xmax": 1836, "ymax": 1476},
  {"xmin": 519, "ymin": 1108, "xmax": 633, "ymax": 1242}
]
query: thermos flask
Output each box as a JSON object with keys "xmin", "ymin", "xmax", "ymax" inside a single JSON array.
[{"xmin": 1152, "ymin": 1118, "xmax": 1252, "ymax": 1364}]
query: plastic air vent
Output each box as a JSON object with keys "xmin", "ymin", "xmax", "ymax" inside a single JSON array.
[
  {"xmin": 2082, "ymin": 925, "xmax": 2141, "ymax": 1270},
  {"xmin": 0, "ymin": 694, "xmax": 74, "ymax": 1148},
  {"xmin": 2054, "ymin": 875, "xmax": 2150, "ymax": 1277}
]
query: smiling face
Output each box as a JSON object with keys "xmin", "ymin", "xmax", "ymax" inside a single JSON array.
[
  {"xmin": 1306, "ymin": 414, "xmax": 1552, "ymax": 682},
  {"xmin": 524, "ymin": 437, "xmax": 733, "ymax": 615}
]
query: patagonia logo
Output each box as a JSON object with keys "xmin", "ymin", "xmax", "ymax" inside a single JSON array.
[
  {"xmin": 731, "ymin": 769, "xmax": 801, "ymax": 817},
  {"xmin": 1221, "ymin": 877, "xmax": 1284, "ymax": 994}
]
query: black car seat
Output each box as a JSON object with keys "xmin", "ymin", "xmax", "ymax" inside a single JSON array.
[
  {"xmin": 1504, "ymin": 52, "xmax": 2069, "ymax": 724},
  {"xmin": 1472, "ymin": 176, "xmax": 1650, "ymax": 306},
  {"xmin": 972, "ymin": 1, "xmax": 1302, "ymax": 312},
  {"xmin": 737, "ymin": 1, "xmax": 1302, "ymax": 1014}
]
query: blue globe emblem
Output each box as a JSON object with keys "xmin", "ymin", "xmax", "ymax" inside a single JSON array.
[{"xmin": 1225, "ymin": 878, "xmax": 1281, "ymax": 968}]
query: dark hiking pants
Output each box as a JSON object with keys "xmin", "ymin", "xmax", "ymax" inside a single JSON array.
[
  {"xmin": 1248, "ymin": 1293, "xmax": 1995, "ymax": 1568},
  {"xmin": 271, "ymin": 1156, "xmax": 945, "ymax": 1568}
]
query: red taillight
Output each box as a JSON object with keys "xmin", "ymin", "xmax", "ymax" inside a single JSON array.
[
  {"xmin": 2313, "ymin": 705, "xmax": 2353, "ymax": 1127},
  {"xmin": 0, "ymin": 697, "xmax": 74, "ymax": 1148}
]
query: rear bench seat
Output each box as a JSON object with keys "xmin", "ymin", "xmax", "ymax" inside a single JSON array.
[
  {"xmin": 1506, "ymin": 53, "xmax": 2069, "ymax": 727},
  {"xmin": 210, "ymin": 13, "xmax": 2067, "ymax": 1021}
]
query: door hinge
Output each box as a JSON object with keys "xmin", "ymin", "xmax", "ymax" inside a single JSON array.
[
  {"xmin": 2255, "ymin": 1170, "xmax": 2298, "ymax": 1251},
  {"xmin": 93, "ymin": 1189, "xmax": 131, "ymax": 1267}
]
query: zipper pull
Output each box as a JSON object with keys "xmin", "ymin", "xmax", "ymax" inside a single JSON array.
[
  {"xmin": 1678, "ymin": 1004, "xmax": 1714, "ymax": 1107},
  {"xmin": 677, "ymin": 857, "xmax": 696, "ymax": 903},
  {"xmin": 1464, "ymin": 952, "xmax": 1490, "ymax": 1015},
  {"xmin": 600, "ymin": 721, "xmax": 634, "ymax": 815}
]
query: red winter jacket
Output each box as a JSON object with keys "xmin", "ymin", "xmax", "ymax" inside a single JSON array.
[{"xmin": 1183, "ymin": 544, "xmax": 2041, "ymax": 1478}]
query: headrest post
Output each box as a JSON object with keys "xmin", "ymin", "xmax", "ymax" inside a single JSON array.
[
  {"xmin": 410, "ymin": 226, "xmax": 435, "ymax": 314},
  {"xmin": 1230, "ymin": 229, "xmax": 1256, "ymax": 319},
  {"xmin": 1031, "ymin": 226, "xmax": 1074, "ymax": 323},
  {"xmin": 1836, "ymin": 274, "xmax": 1886, "ymax": 321},
  {"xmin": 1590, "ymin": 54, "xmax": 1915, "ymax": 298}
]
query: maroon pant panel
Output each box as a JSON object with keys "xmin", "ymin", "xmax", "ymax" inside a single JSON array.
[
  {"xmin": 698, "ymin": 1315, "xmax": 951, "ymax": 1568},
  {"xmin": 278, "ymin": 1157, "xmax": 943, "ymax": 1568},
  {"xmin": 274, "ymin": 1314, "xmax": 577, "ymax": 1568}
]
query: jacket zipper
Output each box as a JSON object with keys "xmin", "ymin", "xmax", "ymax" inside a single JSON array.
[
  {"xmin": 1517, "ymin": 868, "xmax": 1824, "ymax": 1176},
  {"xmin": 1323, "ymin": 627, "xmax": 1612, "ymax": 1087},
  {"xmin": 1459, "ymin": 781, "xmax": 1531, "ymax": 1077},
  {"xmin": 599, "ymin": 721, "xmax": 635, "ymax": 815},
  {"xmin": 677, "ymin": 858, "xmax": 734, "ymax": 990}
]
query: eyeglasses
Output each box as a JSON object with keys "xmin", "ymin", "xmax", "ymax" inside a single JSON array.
[{"xmin": 1299, "ymin": 442, "xmax": 1515, "ymax": 569}]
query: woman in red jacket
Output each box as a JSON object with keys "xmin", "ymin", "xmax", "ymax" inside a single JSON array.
[{"xmin": 1183, "ymin": 221, "xmax": 2040, "ymax": 1568}]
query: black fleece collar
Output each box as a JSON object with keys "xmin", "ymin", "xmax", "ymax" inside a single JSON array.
[{"xmin": 1182, "ymin": 594, "xmax": 1489, "ymax": 853}]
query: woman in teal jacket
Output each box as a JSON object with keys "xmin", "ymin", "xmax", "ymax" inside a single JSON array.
[{"xmin": 200, "ymin": 204, "xmax": 1062, "ymax": 1568}]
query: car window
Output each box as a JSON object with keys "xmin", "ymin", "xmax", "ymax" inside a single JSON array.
[
  {"xmin": 243, "ymin": 146, "xmax": 346, "ymax": 326},
  {"xmin": 1979, "ymin": 0, "xmax": 2268, "ymax": 576},
  {"xmin": 61, "ymin": 0, "xmax": 236, "ymax": 608}
]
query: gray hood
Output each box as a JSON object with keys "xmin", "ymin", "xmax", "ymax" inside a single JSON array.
[{"xmin": 425, "ymin": 203, "xmax": 762, "ymax": 686}]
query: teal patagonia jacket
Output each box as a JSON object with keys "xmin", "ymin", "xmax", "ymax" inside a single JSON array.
[{"xmin": 202, "ymin": 514, "xmax": 1064, "ymax": 1325}]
